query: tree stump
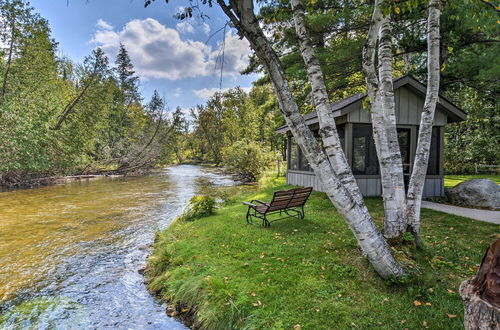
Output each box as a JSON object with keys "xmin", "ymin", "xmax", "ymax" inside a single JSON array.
[{"xmin": 460, "ymin": 239, "xmax": 500, "ymax": 330}]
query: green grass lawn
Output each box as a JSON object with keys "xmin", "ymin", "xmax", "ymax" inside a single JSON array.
[
  {"xmin": 444, "ymin": 174, "xmax": 500, "ymax": 188},
  {"xmin": 147, "ymin": 177, "xmax": 499, "ymax": 329}
]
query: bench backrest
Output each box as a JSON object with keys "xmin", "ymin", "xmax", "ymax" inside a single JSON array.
[{"xmin": 268, "ymin": 187, "xmax": 312, "ymax": 212}]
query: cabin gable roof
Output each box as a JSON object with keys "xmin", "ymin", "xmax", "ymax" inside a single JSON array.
[{"xmin": 275, "ymin": 75, "xmax": 466, "ymax": 134}]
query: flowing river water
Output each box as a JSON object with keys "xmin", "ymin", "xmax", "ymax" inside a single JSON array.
[{"xmin": 0, "ymin": 165, "xmax": 235, "ymax": 329}]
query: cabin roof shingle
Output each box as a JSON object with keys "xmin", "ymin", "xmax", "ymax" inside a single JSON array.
[{"xmin": 275, "ymin": 75, "xmax": 466, "ymax": 134}]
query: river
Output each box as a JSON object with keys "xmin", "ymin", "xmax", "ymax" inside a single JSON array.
[{"xmin": 0, "ymin": 165, "xmax": 234, "ymax": 329}]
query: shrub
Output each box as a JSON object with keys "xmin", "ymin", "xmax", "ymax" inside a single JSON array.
[
  {"xmin": 179, "ymin": 195, "xmax": 216, "ymax": 221},
  {"xmin": 221, "ymin": 140, "xmax": 274, "ymax": 182}
]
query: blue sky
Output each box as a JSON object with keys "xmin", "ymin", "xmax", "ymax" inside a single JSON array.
[{"xmin": 30, "ymin": 0, "xmax": 258, "ymax": 109}]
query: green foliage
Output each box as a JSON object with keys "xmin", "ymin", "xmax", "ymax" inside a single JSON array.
[
  {"xmin": 147, "ymin": 175, "xmax": 499, "ymax": 329},
  {"xmin": 187, "ymin": 86, "xmax": 284, "ymax": 166},
  {"xmin": 222, "ymin": 140, "xmax": 274, "ymax": 182},
  {"xmin": 0, "ymin": 2, "xmax": 179, "ymax": 185},
  {"xmin": 179, "ymin": 195, "xmax": 216, "ymax": 221},
  {"xmin": 444, "ymin": 88, "xmax": 500, "ymax": 174},
  {"xmin": 256, "ymin": 0, "xmax": 499, "ymax": 173}
]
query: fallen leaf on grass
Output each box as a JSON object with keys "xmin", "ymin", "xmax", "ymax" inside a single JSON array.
[
  {"xmin": 423, "ymin": 321, "xmax": 428, "ymax": 327},
  {"xmin": 414, "ymin": 300, "xmax": 422, "ymax": 306},
  {"xmin": 294, "ymin": 325, "xmax": 301, "ymax": 329},
  {"xmin": 447, "ymin": 314, "xmax": 457, "ymax": 318},
  {"xmin": 425, "ymin": 302, "xmax": 432, "ymax": 306}
]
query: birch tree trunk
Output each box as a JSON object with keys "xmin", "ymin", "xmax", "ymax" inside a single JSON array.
[
  {"xmin": 217, "ymin": 0, "xmax": 404, "ymax": 279},
  {"xmin": 290, "ymin": 0, "xmax": 364, "ymax": 207},
  {"xmin": 362, "ymin": 0, "xmax": 408, "ymax": 239},
  {"xmin": 407, "ymin": 0, "xmax": 441, "ymax": 244}
]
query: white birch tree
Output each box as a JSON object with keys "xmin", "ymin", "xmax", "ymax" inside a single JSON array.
[
  {"xmin": 362, "ymin": 0, "xmax": 408, "ymax": 239},
  {"xmin": 362, "ymin": 0, "xmax": 441, "ymax": 244},
  {"xmin": 215, "ymin": 0, "xmax": 404, "ymax": 279},
  {"xmin": 145, "ymin": 0, "xmax": 441, "ymax": 277},
  {"xmin": 406, "ymin": 0, "xmax": 441, "ymax": 244}
]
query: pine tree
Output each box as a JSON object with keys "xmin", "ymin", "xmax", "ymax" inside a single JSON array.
[{"xmin": 115, "ymin": 43, "xmax": 140, "ymax": 103}]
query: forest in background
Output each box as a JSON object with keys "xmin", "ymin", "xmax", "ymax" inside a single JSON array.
[{"xmin": 0, "ymin": 0, "xmax": 498, "ymax": 187}]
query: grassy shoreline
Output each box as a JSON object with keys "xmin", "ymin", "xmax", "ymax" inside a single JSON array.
[{"xmin": 146, "ymin": 176, "xmax": 498, "ymax": 329}]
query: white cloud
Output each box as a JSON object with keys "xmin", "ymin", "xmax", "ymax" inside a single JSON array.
[
  {"xmin": 92, "ymin": 18, "xmax": 251, "ymax": 81},
  {"xmin": 96, "ymin": 19, "xmax": 114, "ymax": 31},
  {"xmin": 193, "ymin": 86, "xmax": 252, "ymax": 100},
  {"xmin": 217, "ymin": 31, "xmax": 251, "ymax": 75},
  {"xmin": 176, "ymin": 21, "xmax": 211, "ymax": 36},
  {"xmin": 173, "ymin": 88, "xmax": 182, "ymax": 97},
  {"xmin": 201, "ymin": 22, "xmax": 211, "ymax": 35},
  {"xmin": 176, "ymin": 21, "xmax": 195, "ymax": 34}
]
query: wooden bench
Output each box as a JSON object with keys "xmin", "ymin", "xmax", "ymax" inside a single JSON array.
[{"xmin": 243, "ymin": 187, "xmax": 312, "ymax": 227}]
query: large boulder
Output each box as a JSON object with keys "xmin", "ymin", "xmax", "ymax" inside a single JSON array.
[{"xmin": 446, "ymin": 179, "xmax": 500, "ymax": 209}]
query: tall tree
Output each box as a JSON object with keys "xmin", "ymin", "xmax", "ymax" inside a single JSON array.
[
  {"xmin": 0, "ymin": 0, "xmax": 36, "ymax": 105},
  {"xmin": 406, "ymin": 0, "xmax": 441, "ymax": 243},
  {"xmin": 115, "ymin": 43, "xmax": 140, "ymax": 103},
  {"xmin": 146, "ymin": 0, "xmax": 443, "ymax": 278},
  {"xmin": 51, "ymin": 47, "xmax": 110, "ymax": 130},
  {"xmin": 362, "ymin": 0, "xmax": 441, "ymax": 243},
  {"xmin": 170, "ymin": 0, "xmax": 404, "ymax": 278},
  {"xmin": 362, "ymin": 0, "xmax": 408, "ymax": 239}
]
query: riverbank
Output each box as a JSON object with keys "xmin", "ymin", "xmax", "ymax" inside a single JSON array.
[
  {"xmin": 0, "ymin": 165, "xmax": 232, "ymax": 329},
  {"xmin": 0, "ymin": 167, "xmax": 154, "ymax": 189},
  {"xmin": 146, "ymin": 175, "xmax": 499, "ymax": 329}
]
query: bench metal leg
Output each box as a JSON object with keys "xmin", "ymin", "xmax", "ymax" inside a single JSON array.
[{"xmin": 263, "ymin": 214, "xmax": 270, "ymax": 227}]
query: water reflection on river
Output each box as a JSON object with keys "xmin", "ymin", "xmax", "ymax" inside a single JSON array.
[{"xmin": 0, "ymin": 165, "xmax": 234, "ymax": 329}]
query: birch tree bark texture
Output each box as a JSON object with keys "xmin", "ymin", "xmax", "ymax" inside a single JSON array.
[
  {"xmin": 362, "ymin": 0, "xmax": 442, "ymax": 243},
  {"xmin": 290, "ymin": 0, "xmax": 364, "ymax": 207},
  {"xmin": 362, "ymin": 0, "xmax": 408, "ymax": 239},
  {"xmin": 216, "ymin": 0, "xmax": 404, "ymax": 279},
  {"xmin": 406, "ymin": 0, "xmax": 442, "ymax": 245}
]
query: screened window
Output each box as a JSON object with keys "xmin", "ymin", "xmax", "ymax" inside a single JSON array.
[
  {"xmin": 287, "ymin": 126, "xmax": 345, "ymax": 172},
  {"xmin": 426, "ymin": 127, "xmax": 440, "ymax": 175},
  {"xmin": 338, "ymin": 125, "xmax": 345, "ymax": 152},
  {"xmin": 398, "ymin": 129, "xmax": 411, "ymax": 174},
  {"xmin": 352, "ymin": 124, "xmax": 379, "ymax": 175}
]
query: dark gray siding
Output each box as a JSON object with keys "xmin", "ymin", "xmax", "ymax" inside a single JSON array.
[
  {"xmin": 346, "ymin": 87, "xmax": 448, "ymax": 126},
  {"xmin": 286, "ymin": 171, "xmax": 444, "ymax": 197}
]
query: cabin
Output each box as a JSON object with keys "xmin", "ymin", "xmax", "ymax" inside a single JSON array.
[{"xmin": 275, "ymin": 76, "xmax": 467, "ymax": 197}]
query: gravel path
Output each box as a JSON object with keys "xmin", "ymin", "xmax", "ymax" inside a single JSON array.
[{"xmin": 422, "ymin": 201, "xmax": 500, "ymax": 224}]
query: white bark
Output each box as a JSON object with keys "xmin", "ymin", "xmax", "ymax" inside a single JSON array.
[
  {"xmin": 407, "ymin": 0, "xmax": 441, "ymax": 241},
  {"xmin": 362, "ymin": 0, "xmax": 408, "ymax": 239},
  {"xmin": 217, "ymin": 0, "xmax": 404, "ymax": 279},
  {"xmin": 290, "ymin": 0, "xmax": 364, "ymax": 207}
]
